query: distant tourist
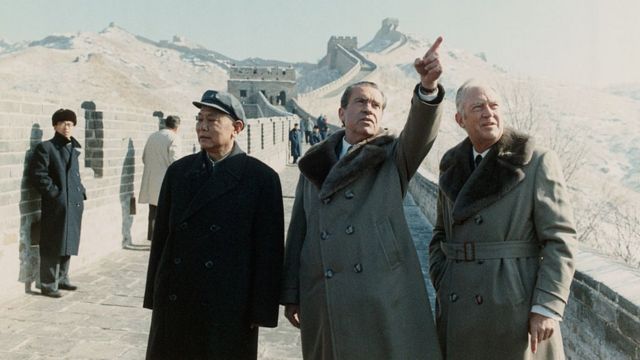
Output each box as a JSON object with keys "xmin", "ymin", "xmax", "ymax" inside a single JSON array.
[
  {"xmin": 301, "ymin": 116, "xmax": 314, "ymax": 144},
  {"xmin": 310, "ymin": 125, "xmax": 322, "ymax": 145},
  {"xmin": 289, "ymin": 123, "xmax": 302, "ymax": 164},
  {"xmin": 138, "ymin": 115, "xmax": 181, "ymax": 241},
  {"xmin": 429, "ymin": 79, "xmax": 576, "ymax": 359},
  {"xmin": 316, "ymin": 114, "xmax": 328, "ymax": 140},
  {"xmin": 29, "ymin": 109, "xmax": 86, "ymax": 298},
  {"xmin": 281, "ymin": 37, "xmax": 445, "ymax": 359},
  {"xmin": 143, "ymin": 90, "xmax": 284, "ymax": 360}
]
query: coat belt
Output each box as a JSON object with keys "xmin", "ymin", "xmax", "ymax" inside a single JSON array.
[{"xmin": 440, "ymin": 241, "xmax": 541, "ymax": 261}]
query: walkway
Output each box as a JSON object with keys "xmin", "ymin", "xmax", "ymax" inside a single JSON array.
[{"xmin": 0, "ymin": 155, "xmax": 437, "ymax": 359}]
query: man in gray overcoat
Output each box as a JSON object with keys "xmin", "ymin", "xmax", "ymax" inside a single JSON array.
[
  {"xmin": 143, "ymin": 90, "xmax": 284, "ymax": 359},
  {"xmin": 29, "ymin": 109, "xmax": 87, "ymax": 298},
  {"xmin": 281, "ymin": 37, "xmax": 445, "ymax": 359},
  {"xmin": 429, "ymin": 79, "xmax": 576, "ymax": 359}
]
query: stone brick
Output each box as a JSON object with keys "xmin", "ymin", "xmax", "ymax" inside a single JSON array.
[
  {"xmin": 604, "ymin": 322, "xmax": 637, "ymax": 359},
  {"xmin": 617, "ymin": 308, "xmax": 640, "ymax": 346},
  {"xmin": 0, "ymin": 101, "xmax": 21, "ymax": 113}
]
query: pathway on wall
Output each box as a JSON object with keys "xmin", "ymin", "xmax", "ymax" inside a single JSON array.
[{"xmin": 0, "ymin": 151, "xmax": 437, "ymax": 360}]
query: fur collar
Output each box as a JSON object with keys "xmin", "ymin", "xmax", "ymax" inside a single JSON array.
[
  {"xmin": 439, "ymin": 127, "xmax": 534, "ymax": 223},
  {"xmin": 298, "ymin": 128, "xmax": 395, "ymax": 199}
]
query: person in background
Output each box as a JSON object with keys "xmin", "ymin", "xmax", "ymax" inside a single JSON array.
[
  {"xmin": 29, "ymin": 109, "xmax": 86, "ymax": 298},
  {"xmin": 310, "ymin": 125, "xmax": 322, "ymax": 146},
  {"xmin": 138, "ymin": 115, "xmax": 181, "ymax": 241},
  {"xmin": 289, "ymin": 123, "xmax": 302, "ymax": 164}
]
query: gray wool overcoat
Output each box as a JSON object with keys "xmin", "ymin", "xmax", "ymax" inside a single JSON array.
[
  {"xmin": 281, "ymin": 84, "xmax": 445, "ymax": 360},
  {"xmin": 29, "ymin": 132, "xmax": 86, "ymax": 256},
  {"xmin": 429, "ymin": 128, "xmax": 576, "ymax": 360}
]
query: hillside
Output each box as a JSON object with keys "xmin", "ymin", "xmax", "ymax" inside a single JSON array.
[{"xmin": 1, "ymin": 22, "xmax": 638, "ymax": 265}]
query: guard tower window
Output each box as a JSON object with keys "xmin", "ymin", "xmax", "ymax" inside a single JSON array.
[{"xmin": 240, "ymin": 90, "xmax": 247, "ymax": 97}]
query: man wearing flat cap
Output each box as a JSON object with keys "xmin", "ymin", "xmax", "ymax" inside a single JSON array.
[
  {"xmin": 29, "ymin": 108, "xmax": 87, "ymax": 298},
  {"xmin": 143, "ymin": 90, "xmax": 285, "ymax": 360}
]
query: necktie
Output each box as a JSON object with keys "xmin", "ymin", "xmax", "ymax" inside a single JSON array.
[{"xmin": 474, "ymin": 154, "xmax": 483, "ymax": 169}]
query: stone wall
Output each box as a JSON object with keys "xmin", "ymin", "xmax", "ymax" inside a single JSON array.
[
  {"xmin": 408, "ymin": 167, "xmax": 640, "ymax": 360},
  {"xmin": 299, "ymin": 46, "xmax": 362, "ymax": 100},
  {"xmin": 0, "ymin": 95, "xmax": 291, "ymax": 295}
]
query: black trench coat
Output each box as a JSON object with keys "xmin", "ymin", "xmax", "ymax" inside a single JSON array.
[
  {"xmin": 29, "ymin": 132, "xmax": 86, "ymax": 256},
  {"xmin": 143, "ymin": 145, "xmax": 284, "ymax": 360}
]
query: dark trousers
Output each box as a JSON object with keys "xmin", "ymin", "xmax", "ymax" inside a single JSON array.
[
  {"xmin": 40, "ymin": 254, "xmax": 71, "ymax": 292},
  {"xmin": 148, "ymin": 205, "xmax": 157, "ymax": 241},
  {"xmin": 304, "ymin": 131, "xmax": 312, "ymax": 143}
]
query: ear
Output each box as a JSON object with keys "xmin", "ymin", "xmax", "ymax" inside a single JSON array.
[
  {"xmin": 338, "ymin": 108, "xmax": 345, "ymax": 126},
  {"xmin": 233, "ymin": 120, "xmax": 244, "ymax": 134},
  {"xmin": 455, "ymin": 112, "xmax": 464, "ymax": 128}
]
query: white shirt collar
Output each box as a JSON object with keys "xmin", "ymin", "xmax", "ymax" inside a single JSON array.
[
  {"xmin": 339, "ymin": 137, "xmax": 354, "ymax": 159},
  {"xmin": 473, "ymin": 147, "xmax": 491, "ymax": 160}
]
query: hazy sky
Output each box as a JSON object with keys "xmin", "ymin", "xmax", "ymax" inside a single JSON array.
[{"xmin": 1, "ymin": 0, "xmax": 638, "ymax": 87}]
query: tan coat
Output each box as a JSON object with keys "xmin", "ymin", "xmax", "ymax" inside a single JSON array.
[
  {"xmin": 429, "ymin": 129, "xmax": 576, "ymax": 360},
  {"xmin": 282, "ymin": 85, "xmax": 444, "ymax": 360},
  {"xmin": 139, "ymin": 128, "xmax": 181, "ymax": 206}
]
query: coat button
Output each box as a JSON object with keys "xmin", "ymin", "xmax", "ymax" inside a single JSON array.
[
  {"xmin": 322, "ymin": 197, "xmax": 331, "ymax": 205},
  {"xmin": 179, "ymin": 222, "xmax": 188, "ymax": 230},
  {"xmin": 173, "ymin": 258, "xmax": 181, "ymax": 264},
  {"xmin": 449, "ymin": 293, "xmax": 458, "ymax": 303},
  {"xmin": 475, "ymin": 295, "xmax": 483, "ymax": 305},
  {"xmin": 474, "ymin": 215, "xmax": 483, "ymax": 225},
  {"xmin": 320, "ymin": 231, "xmax": 329, "ymax": 240},
  {"xmin": 169, "ymin": 294, "xmax": 177, "ymax": 301},
  {"xmin": 76, "ymin": 203, "xmax": 80, "ymax": 207},
  {"xmin": 77, "ymin": 186, "xmax": 81, "ymax": 191},
  {"xmin": 353, "ymin": 263, "xmax": 363, "ymax": 273},
  {"xmin": 344, "ymin": 190, "xmax": 355, "ymax": 199},
  {"xmin": 209, "ymin": 224, "xmax": 221, "ymax": 232},
  {"xmin": 205, "ymin": 261, "xmax": 214, "ymax": 269},
  {"xmin": 345, "ymin": 225, "xmax": 354, "ymax": 235},
  {"xmin": 325, "ymin": 269, "xmax": 334, "ymax": 279}
]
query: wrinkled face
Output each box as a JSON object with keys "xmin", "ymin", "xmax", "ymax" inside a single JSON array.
[
  {"xmin": 195, "ymin": 106, "xmax": 242, "ymax": 153},
  {"xmin": 456, "ymin": 86, "xmax": 503, "ymax": 151},
  {"xmin": 53, "ymin": 121, "xmax": 74, "ymax": 139},
  {"xmin": 339, "ymin": 85, "xmax": 384, "ymax": 143}
]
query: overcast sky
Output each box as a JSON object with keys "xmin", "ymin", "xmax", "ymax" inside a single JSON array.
[{"xmin": 1, "ymin": 0, "xmax": 638, "ymax": 87}]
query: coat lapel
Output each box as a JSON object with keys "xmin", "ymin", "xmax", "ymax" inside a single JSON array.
[
  {"xmin": 298, "ymin": 129, "xmax": 395, "ymax": 200},
  {"xmin": 439, "ymin": 128, "xmax": 534, "ymax": 224},
  {"xmin": 180, "ymin": 145, "xmax": 246, "ymax": 222}
]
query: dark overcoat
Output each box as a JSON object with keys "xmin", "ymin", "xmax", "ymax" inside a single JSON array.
[
  {"xmin": 29, "ymin": 132, "xmax": 86, "ymax": 256},
  {"xmin": 143, "ymin": 144, "xmax": 284, "ymax": 360},
  {"xmin": 289, "ymin": 129, "xmax": 301, "ymax": 158},
  {"xmin": 429, "ymin": 128, "xmax": 576, "ymax": 360},
  {"xmin": 281, "ymin": 85, "xmax": 445, "ymax": 360}
]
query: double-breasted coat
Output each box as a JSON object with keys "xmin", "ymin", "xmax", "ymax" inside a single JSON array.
[
  {"xmin": 281, "ymin": 85, "xmax": 445, "ymax": 360},
  {"xmin": 429, "ymin": 128, "xmax": 576, "ymax": 360},
  {"xmin": 143, "ymin": 144, "xmax": 284, "ymax": 360},
  {"xmin": 29, "ymin": 132, "xmax": 86, "ymax": 256}
]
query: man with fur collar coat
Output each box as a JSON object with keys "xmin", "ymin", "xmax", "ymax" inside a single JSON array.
[
  {"xmin": 429, "ymin": 79, "xmax": 576, "ymax": 359},
  {"xmin": 281, "ymin": 37, "xmax": 445, "ymax": 359}
]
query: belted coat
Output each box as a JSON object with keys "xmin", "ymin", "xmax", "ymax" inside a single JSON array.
[
  {"xmin": 29, "ymin": 132, "xmax": 86, "ymax": 256},
  {"xmin": 281, "ymin": 85, "xmax": 445, "ymax": 360},
  {"xmin": 429, "ymin": 128, "xmax": 576, "ymax": 360},
  {"xmin": 143, "ymin": 144, "xmax": 284, "ymax": 360}
]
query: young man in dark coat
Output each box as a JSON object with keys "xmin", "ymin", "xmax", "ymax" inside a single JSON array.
[
  {"xmin": 143, "ymin": 90, "xmax": 285, "ymax": 360},
  {"xmin": 29, "ymin": 109, "xmax": 86, "ymax": 298}
]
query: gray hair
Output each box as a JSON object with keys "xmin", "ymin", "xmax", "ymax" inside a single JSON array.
[
  {"xmin": 455, "ymin": 79, "xmax": 499, "ymax": 116},
  {"xmin": 340, "ymin": 81, "xmax": 387, "ymax": 110}
]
